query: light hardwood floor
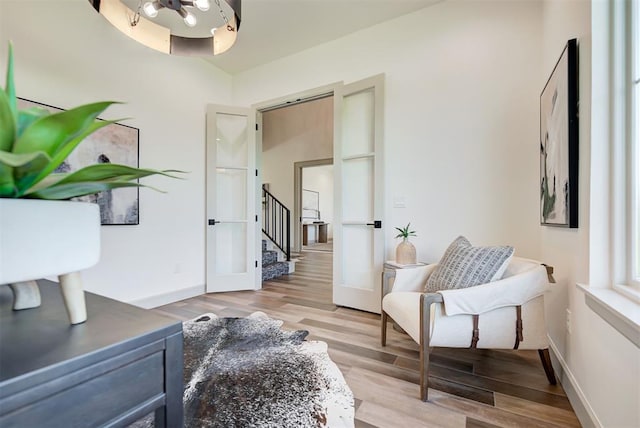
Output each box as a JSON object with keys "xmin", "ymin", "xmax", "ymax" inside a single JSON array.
[{"xmin": 153, "ymin": 250, "xmax": 580, "ymax": 428}]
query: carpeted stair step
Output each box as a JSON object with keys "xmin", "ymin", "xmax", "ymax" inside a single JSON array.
[
  {"xmin": 262, "ymin": 261, "xmax": 290, "ymax": 281},
  {"xmin": 261, "ymin": 239, "xmax": 290, "ymax": 281},
  {"xmin": 262, "ymin": 250, "xmax": 278, "ymax": 267}
]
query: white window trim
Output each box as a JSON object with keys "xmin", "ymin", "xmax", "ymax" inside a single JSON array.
[
  {"xmin": 614, "ymin": 0, "xmax": 640, "ymax": 297},
  {"xmin": 629, "ymin": 0, "xmax": 640, "ymax": 288},
  {"xmin": 586, "ymin": 0, "xmax": 640, "ymax": 343}
]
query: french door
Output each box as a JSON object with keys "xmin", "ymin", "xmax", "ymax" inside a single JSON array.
[
  {"xmin": 204, "ymin": 76, "xmax": 384, "ymax": 308},
  {"xmin": 205, "ymin": 105, "xmax": 258, "ymax": 292},
  {"xmin": 332, "ymin": 75, "xmax": 385, "ymax": 313}
]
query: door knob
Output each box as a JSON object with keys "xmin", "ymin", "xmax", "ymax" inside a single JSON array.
[
  {"xmin": 208, "ymin": 219, "xmax": 219, "ymax": 226},
  {"xmin": 366, "ymin": 220, "xmax": 382, "ymax": 229}
]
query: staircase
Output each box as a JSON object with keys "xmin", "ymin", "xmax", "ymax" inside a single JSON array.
[{"xmin": 262, "ymin": 240, "xmax": 290, "ymax": 281}]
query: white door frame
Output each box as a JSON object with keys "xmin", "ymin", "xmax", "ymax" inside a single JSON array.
[{"xmin": 293, "ymin": 158, "xmax": 333, "ymax": 252}]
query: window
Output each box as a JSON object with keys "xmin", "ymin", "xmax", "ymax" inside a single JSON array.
[
  {"xmin": 586, "ymin": 0, "xmax": 639, "ymax": 341},
  {"xmin": 631, "ymin": 0, "xmax": 640, "ymax": 286},
  {"xmin": 613, "ymin": 0, "xmax": 640, "ymax": 298}
]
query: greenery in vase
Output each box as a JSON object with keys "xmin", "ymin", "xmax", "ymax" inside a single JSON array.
[
  {"xmin": 394, "ymin": 223, "xmax": 417, "ymax": 240},
  {"xmin": 0, "ymin": 43, "xmax": 180, "ymax": 200}
]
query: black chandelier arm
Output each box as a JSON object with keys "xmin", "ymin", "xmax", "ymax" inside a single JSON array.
[{"xmin": 227, "ymin": 0, "xmax": 240, "ymax": 30}]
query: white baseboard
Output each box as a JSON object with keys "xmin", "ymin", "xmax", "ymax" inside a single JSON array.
[
  {"xmin": 128, "ymin": 285, "xmax": 204, "ymax": 309},
  {"xmin": 548, "ymin": 337, "xmax": 602, "ymax": 428}
]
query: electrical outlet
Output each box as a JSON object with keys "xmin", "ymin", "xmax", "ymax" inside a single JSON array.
[{"xmin": 566, "ymin": 309, "xmax": 572, "ymax": 334}]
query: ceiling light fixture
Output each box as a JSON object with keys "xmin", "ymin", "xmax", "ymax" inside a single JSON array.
[
  {"xmin": 141, "ymin": 1, "xmax": 208, "ymax": 28},
  {"xmin": 88, "ymin": 0, "xmax": 241, "ymax": 56}
]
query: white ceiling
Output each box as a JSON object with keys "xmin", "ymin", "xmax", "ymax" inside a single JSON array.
[
  {"xmin": 212, "ymin": 0, "xmax": 441, "ymax": 73},
  {"xmin": 125, "ymin": 0, "xmax": 442, "ymax": 74}
]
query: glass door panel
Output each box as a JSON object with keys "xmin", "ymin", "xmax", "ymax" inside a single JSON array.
[
  {"xmin": 342, "ymin": 225, "xmax": 375, "ymax": 290},
  {"xmin": 216, "ymin": 113, "xmax": 248, "ymax": 168},
  {"xmin": 342, "ymin": 157, "xmax": 374, "ymax": 221},
  {"xmin": 342, "ymin": 89, "xmax": 375, "ymax": 157},
  {"xmin": 216, "ymin": 168, "xmax": 247, "ymax": 220},
  {"xmin": 214, "ymin": 223, "xmax": 248, "ymax": 274},
  {"xmin": 206, "ymin": 105, "xmax": 256, "ymax": 292}
]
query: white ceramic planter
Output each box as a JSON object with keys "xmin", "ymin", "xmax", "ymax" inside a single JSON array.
[
  {"xmin": 395, "ymin": 238, "xmax": 417, "ymax": 265},
  {"xmin": 0, "ymin": 199, "xmax": 100, "ymax": 324}
]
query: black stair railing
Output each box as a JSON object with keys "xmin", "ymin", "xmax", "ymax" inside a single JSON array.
[{"xmin": 262, "ymin": 185, "xmax": 291, "ymax": 261}]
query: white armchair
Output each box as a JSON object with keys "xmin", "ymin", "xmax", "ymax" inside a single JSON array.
[{"xmin": 381, "ymin": 257, "xmax": 557, "ymax": 401}]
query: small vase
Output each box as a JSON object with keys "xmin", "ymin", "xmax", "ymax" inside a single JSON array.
[{"xmin": 396, "ymin": 238, "xmax": 416, "ymax": 265}]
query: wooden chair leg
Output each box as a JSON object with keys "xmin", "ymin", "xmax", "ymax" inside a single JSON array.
[
  {"xmin": 420, "ymin": 294, "xmax": 430, "ymax": 401},
  {"xmin": 419, "ymin": 293, "xmax": 443, "ymax": 402},
  {"xmin": 538, "ymin": 348, "xmax": 557, "ymax": 385},
  {"xmin": 420, "ymin": 340, "xmax": 429, "ymax": 401},
  {"xmin": 381, "ymin": 311, "xmax": 388, "ymax": 346}
]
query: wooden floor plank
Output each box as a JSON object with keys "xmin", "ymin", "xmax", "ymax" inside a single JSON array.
[
  {"xmin": 355, "ymin": 400, "xmax": 465, "ymax": 428},
  {"xmin": 153, "ymin": 250, "xmax": 579, "ymax": 427},
  {"xmin": 429, "ymin": 365, "xmax": 573, "ymax": 411},
  {"xmin": 493, "ymin": 393, "xmax": 581, "ymax": 427},
  {"xmin": 466, "ymin": 417, "xmax": 501, "ymax": 428},
  {"xmin": 428, "ymin": 389, "xmax": 560, "ymax": 428}
]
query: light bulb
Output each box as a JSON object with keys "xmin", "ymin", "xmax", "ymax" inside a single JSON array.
[
  {"xmin": 143, "ymin": 1, "xmax": 159, "ymax": 18},
  {"xmin": 194, "ymin": 0, "xmax": 210, "ymax": 11},
  {"xmin": 210, "ymin": 27, "xmax": 216, "ymax": 36},
  {"xmin": 183, "ymin": 11, "xmax": 197, "ymax": 27}
]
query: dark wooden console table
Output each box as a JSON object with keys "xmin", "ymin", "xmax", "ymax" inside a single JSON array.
[{"xmin": 0, "ymin": 280, "xmax": 183, "ymax": 427}]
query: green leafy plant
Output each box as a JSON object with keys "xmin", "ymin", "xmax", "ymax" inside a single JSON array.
[
  {"xmin": 0, "ymin": 43, "xmax": 180, "ymax": 200},
  {"xmin": 394, "ymin": 223, "xmax": 417, "ymax": 239}
]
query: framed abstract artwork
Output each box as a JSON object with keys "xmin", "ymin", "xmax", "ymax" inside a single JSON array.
[
  {"xmin": 540, "ymin": 38, "xmax": 579, "ymax": 228},
  {"xmin": 17, "ymin": 98, "xmax": 140, "ymax": 225},
  {"xmin": 302, "ymin": 189, "xmax": 320, "ymax": 220}
]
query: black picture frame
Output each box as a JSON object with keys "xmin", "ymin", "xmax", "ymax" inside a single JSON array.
[
  {"xmin": 540, "ymin": 38, "xmax": 579, "ymax": 228},
  {"xmin": 17, "ymin": 97, "xmax": 141, "ymax": 225}
]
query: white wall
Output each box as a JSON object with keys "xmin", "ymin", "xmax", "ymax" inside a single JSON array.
[
  {"xmin": 0, "ymin": 1, "xmax": 232, "ymax": 304},
  {"xmin": 235, "ymin": 0, "xmax": 543, "ymax": 263},
  {"xmin": 303, "ymin": 165, "xmax": 334, "ymax": 239},
  {"xmin": 541, "ymin": 1, "xmax": 640, "ymax": 427}
]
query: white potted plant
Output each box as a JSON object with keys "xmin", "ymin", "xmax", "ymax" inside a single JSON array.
[
  {"xmin": 0, "ymin": 44, "xmax": 180, "ymax": 324},
  {"xmin": 394, "ymin": 223, "xmax": 417, "ymax": 265}
]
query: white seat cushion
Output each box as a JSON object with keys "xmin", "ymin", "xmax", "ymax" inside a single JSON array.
[
  {"xmin": 382, "ymin": 292, "xmax": 425, "ymax": 344},
  {"xmin": 383, "ymin": 292, "xmax": 549, "ymax": 349}
]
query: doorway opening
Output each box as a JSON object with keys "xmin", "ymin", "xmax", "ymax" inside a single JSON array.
[
  {"xmin": 296, "ymin": 161, "xmax": 334, "ymax": 253},
  {"xmin": 251, "ymin": 75, "xmax": 384, "ymax": 314},
  {"xmin": 259, "ymin": 93, "xmax": 334, "ymax": 255}
]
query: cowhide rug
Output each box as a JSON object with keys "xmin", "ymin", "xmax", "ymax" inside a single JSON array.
[{"xmin": 132, "ymin": 312, "xmax": 354, "ymax": 427}]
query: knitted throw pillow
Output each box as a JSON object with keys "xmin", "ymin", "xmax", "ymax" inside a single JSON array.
[{"xmin": 425, "ymin": 236, "xmax": 514, "ymax": 293}]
